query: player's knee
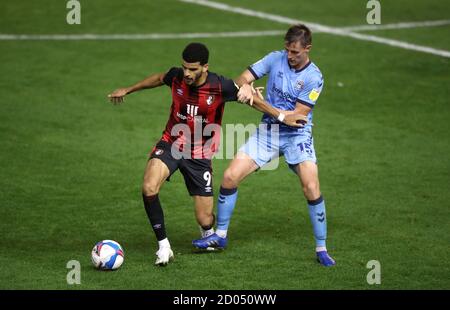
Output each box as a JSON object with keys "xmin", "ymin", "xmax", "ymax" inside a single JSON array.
[
  {"xmin": 222, "ymin": 168, "xmax": 240, "ymax": 188},
  {"xmin": 142, "ymin": 180, "xmax": 160, "ymax": 196}
]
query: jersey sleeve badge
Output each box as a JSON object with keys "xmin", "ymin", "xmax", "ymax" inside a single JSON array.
[{"xmin": 308, "ymin": 88, "xmax": 321, "ymax": 102}]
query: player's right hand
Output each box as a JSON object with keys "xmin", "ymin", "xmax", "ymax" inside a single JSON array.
[
  {"xmin": 237, "ymin": 83, "xmax": 254, "ymax": 105},
  {"xmin": 283, "ymin": 113, "xmax": 308, "ymax": 128},
  {"xmin": 108, "ymin": 88, "xmax": 129, "ymax": 104}
]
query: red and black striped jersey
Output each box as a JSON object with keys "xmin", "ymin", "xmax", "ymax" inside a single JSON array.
[{"xmin": 160, "ymin": 67, "xmax": 238, "ymax": 159}]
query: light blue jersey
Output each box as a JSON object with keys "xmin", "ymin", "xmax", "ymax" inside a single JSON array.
[
  {"xmin": 248, "ymin": 50, "xmax": 324, "ymax": 134},
  {"xmin": 240, "ymin": 50, "xmax": 324, "ymax": 167}
]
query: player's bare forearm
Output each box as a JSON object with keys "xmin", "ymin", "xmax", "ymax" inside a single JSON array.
[
  {"xmin": 250, "ymin": 94, "xmax": 277, "ymax": 116},
  {"xmin": 108, "ymin": 72, "xmax": 165, "ymax": 104},
  {"xmin": 251, "ymin": 95, "xmax": 307, "ymax": 127},
  {"xmin": 294, "ymin": 102, "xmax": 312, "ymax": 117},
  {"xmin": 126, "ymin": 72, "xmax": 166, "ymax": 94}
]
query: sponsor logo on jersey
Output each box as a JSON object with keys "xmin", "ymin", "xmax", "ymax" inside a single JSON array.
[
  {"xmin": 176, "ymin": 88, "xmax": 183, "ymax": 96},
  {"xmin": 187, "ymin": 104, "xmax": 199, "ymax": 116},
  {"xmin": 176, "ymin": 112, "xmax": 209, "ymax": 123},
  {"xmin": 271, "ymin": 83, "xmax": 297, "ymax": 103},
  {"xmin": 154, "ymin": 149, "xmax": 164, "ymax": 156}
]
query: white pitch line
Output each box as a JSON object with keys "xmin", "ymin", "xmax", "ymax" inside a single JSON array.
[
  {"xmin": 0, "ymin": 30, "xmax": 286, "ymax": 41},
  {"xmin": 179, "ymin": 0, "xmax": 450, "ymax": 58},
  {"xmin": 179, "ymin": 0, "xmax": 324, "ymax": 31},
  {"xmin": 339, "ymin": 31, "xmax": 450, "ymax": 57},
  {"xmin": 0, "ymin": 19, "xmax": 447, "ymax": 41},
  {"xmin": 1, "ymin": 19, "xmax": 447, "ymax": 41},
  {"xmin": 341, "ymin": 19, "xmax": 450, "ymax": 32}
]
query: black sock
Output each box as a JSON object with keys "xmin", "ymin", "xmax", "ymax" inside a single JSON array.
[{"xmin": 142, "ymin": 194, "xmax": 167, "ymax": 241}]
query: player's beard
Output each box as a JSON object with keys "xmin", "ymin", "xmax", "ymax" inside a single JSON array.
[
  {"xmin": 184, "ymin": 76, "xmax": 194, "ymax": 85},
  {"xmin": 184, "ymin": 72, "xmax": 202, "ymax": 86}
]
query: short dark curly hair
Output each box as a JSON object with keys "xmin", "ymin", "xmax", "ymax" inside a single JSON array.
[{"xmin": 182, "ymin": 42, "xmax": 209, "ymax": 65}]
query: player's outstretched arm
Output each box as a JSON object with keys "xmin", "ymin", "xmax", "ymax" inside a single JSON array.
[
  {"xmin": 108, "ymin": 72, "xmax": 166, "ymax": 104},
  {"xmin": 250, "ymin": 93, "xmax": 307, "ymax": 128}
]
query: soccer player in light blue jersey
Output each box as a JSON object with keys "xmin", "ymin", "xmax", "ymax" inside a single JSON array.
[{"xmin": 193, "ymin": 24, "xmax": 335, "ymax": 266}]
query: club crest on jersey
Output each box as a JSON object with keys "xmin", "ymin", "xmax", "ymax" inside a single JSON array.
[
  {"xmin": 206, "ymin": 95, "xmax": 215, "ymax": 106},
  {"xmin": 295, "ymin": 80, "xmax": 304, "ymax": 90},
  {"xmin": 154, "ymin": 148, "xmax": 164, "ymax": 156}
]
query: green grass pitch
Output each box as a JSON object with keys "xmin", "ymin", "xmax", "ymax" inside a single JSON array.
[{"xmin": 0, "ymin": 0, "xmax": 449, "ymax": 289}]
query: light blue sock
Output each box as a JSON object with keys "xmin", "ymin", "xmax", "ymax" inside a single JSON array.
[
  {"xmin": 216, "ymin": 186, "xmax": 238, "ymax": 235},
  {"xmin": 307, "ymin": 195, "xmax": 327, "ymax": 248}
]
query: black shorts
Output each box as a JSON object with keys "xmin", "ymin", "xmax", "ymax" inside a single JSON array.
[{"xmin": 149, "ymin": 140, "xmax": 213, "ymax": 196}]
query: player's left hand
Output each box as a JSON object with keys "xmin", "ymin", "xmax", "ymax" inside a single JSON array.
[
  {"xmin": 283, "ymin": 113, "xmax": 308, "ymax": 128},
  {"xmin": 108, "ymin": 88, "xmax": 129, "ymax": 105}
]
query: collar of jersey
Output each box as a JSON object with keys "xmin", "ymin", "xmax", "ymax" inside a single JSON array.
[{"xmin": 294, "ymin": 60, "xmax": 312, "ymax": 73}]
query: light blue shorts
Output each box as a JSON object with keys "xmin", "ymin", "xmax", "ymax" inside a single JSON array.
[{"xmin": 239, "ymin": 124, "xmax": 317, "ymax": 171}]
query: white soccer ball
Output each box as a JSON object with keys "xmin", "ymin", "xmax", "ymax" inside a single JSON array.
[{"xmin": 91, "ymin": 240, "xmax": 124, "ymax": 270}]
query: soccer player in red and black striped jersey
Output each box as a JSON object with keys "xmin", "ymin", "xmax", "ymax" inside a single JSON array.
[{"xmin": 108, "ymin": 43, "xmax": 306, "ymax": 266}]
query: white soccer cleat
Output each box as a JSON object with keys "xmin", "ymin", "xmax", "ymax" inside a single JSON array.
[{"xmin": 154, "ymin": 247, "xmax": 174, "ymax": 266}]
